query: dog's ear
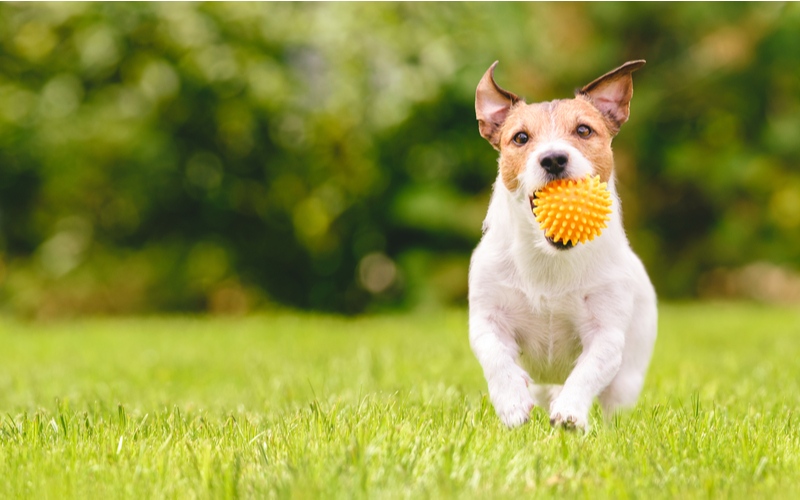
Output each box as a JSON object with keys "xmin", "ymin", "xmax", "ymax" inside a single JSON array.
[
  {"xmin": 578, "ymin": 60, "xmax": 645, "ymax": 134},
  {"xmin": 476, "ymin": 61, "xmax": 520, "ymax": 149}
]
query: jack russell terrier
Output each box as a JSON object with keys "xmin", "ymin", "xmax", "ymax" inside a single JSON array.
[{"xmin": 469, "ymin": 60, "xmax": 657, "ymax": 430}]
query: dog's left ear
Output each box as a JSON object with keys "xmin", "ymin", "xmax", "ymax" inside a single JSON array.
[{"xmin": 578, "ymin": 60, "xmax": 645, "ymax": 134}]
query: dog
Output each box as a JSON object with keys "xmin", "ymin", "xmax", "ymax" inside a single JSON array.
[{"xmin": 469, "ymin": 60, "xmax": 657, "ymax": 430}]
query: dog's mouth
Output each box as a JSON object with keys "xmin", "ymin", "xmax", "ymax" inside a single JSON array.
[
  {"xmin": 545, "ymin": 237, "xmax": 573, "ymax": 250},
  {"xmin": 530, "ymin": 193, "xmax": 574, "ymax": 251}
]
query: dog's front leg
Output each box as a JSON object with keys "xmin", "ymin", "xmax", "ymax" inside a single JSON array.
[
  {"xmin": 549, "ymin": 292, "xmax": 631, "ymax": 431},
  {"xmin": 549, "ymin": 328, "xmax": 624, "ymax": 430},
  {"xmin": 470, "ymin": 314, "xmax": 534, "ymax": 428}
]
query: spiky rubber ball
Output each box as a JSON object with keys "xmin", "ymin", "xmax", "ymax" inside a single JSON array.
[{"xmin": 532, "ymin": 175, "xmax": 612, "ymax": 246}]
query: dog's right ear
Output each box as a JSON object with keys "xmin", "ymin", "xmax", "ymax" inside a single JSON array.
[{"xmin": 476, "ymin": 61, "xmax": 520, "ymax": 150}]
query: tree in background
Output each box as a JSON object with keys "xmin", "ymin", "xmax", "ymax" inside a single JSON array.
[{"xmin": 1, "ymin": 3, "xmax": 799, "ymax": 317}]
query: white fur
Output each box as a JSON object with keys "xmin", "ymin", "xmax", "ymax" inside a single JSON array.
[{"xmin": 469, "ymin": 147, "xmax": 657, "ymax": 430}]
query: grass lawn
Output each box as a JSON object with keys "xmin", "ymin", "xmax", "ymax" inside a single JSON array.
[{"xmin": 1, "ymin": 303, "xmax": 799, "ymax": 498}]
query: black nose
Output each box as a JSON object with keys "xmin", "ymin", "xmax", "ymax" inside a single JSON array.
[{"xmin": 539, "ymin": 151, "xmax": 569, "ymax": 174}]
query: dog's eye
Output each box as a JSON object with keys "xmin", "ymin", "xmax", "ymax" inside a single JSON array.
[
  {"xmin": 576, "ymin": 125, "xmax": 593, "ymax": 138},
  {"xmin": 513, "ymin": 132, "xmax": 529, "ymax": 145}
]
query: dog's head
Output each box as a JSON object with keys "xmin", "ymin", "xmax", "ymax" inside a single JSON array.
[{"xmin": 476, "ymin": 60, "xmax": 644, "ymax": 249}]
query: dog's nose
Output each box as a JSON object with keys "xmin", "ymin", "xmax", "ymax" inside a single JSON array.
[{"xmin": 539, "ymin": 151, "xmax": 569, "ymax": 175}]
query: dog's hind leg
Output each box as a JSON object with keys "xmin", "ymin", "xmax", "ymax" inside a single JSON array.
[
  {"xmin": 599, "ymin": 296, "xmax": 657, "ymax": 417},
  {"xmin": 529, "ymin": 384, "xmax": 563, "ymax": 410}
]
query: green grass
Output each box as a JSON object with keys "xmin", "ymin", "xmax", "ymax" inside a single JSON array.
[{"xmin": 1, "ymin": 303, "xmax": 799, "ymax": 498}]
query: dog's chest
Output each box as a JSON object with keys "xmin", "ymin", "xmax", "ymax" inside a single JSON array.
[{"xmin": 513, "ymin": 295, "xmax": 585, "ymax": 384}]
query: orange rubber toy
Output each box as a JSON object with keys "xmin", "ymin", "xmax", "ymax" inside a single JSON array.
[{"xmin": 532, "ymin": 175, "xmax": 613, "ymax": 246}]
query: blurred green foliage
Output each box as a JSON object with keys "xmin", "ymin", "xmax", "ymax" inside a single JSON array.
[{"xmin": 1, "ymin": 3, "xmax": 799, "ymax": 317}]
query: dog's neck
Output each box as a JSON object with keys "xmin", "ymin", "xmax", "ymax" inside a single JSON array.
[{"xmin": 482, "ymin": 174, "xmax": 629, "ymax": 291}]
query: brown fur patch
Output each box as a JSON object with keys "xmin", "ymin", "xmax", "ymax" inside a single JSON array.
[{"xmin": 497, "ymin": 97, "xmax": 616, "ymax": 192}]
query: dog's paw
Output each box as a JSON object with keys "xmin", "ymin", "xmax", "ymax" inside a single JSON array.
[
  {"xmin": 494, "ymin": 390, "xmax": 534, "ymax": 428},
  {"xmin": 549, "ymin": 398, "xmax": 589, "ymax": 431},
  {"xmin": 488, "ymin": 372, "xmax": 534, "ymax": 428}
]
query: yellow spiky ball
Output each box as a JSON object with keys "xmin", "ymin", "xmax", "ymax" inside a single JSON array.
[{"xmin": 532, "ymin": 175, "xmax": 613, "ymax": 246}]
